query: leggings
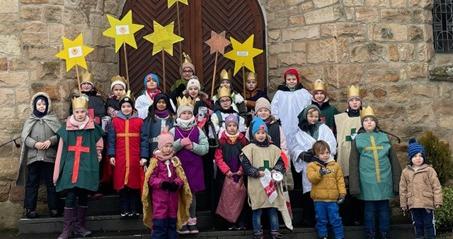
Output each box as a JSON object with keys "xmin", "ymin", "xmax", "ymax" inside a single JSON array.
[{"xmin": 65, "ymin": 188, "xmax": 89, "ymax": 208}]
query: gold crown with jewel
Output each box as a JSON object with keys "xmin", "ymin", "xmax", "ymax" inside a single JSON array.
[
  {"xmin": 220, "ymin": 69, "xmax": 232, "ymax": 81},
  {"xmin": 217, "ymin": 86, "xmax": 231, "ymax": 99},
  {"xmin": 72, "ymin": 95, "xmax": 89, "ymax": 110},
  {"xmin": 176, "ymin": 96, "xmax": 195, "ymax": 107},
  {"xmin": 360, "ymin": 106, "xmax": 376, "ymax": 119},
  {"xmin": 348, "ymin": 85, "xmax": 360, "ymax": 99},
  {"xmin": 111, "ymin": 75, "xmax": 126, "ymax": 84},
  {"xmin": 313, "ymin": 79, "xmax": 326, "ymax": 92},
  {"xmin": 81, "ymin": 70, "xmax": 93, "ymax": 85}
]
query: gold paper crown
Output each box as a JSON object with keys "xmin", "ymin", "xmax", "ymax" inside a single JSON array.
[
  {"xmin": 182, "ymin": 52, "xmax": 192, "ymax": 64},
  {"xmin": 176, "ymin": 96, "xmax": 195, "ymax": 107},
  {"xmin": 72, "ymin": 95, "xmax": 89, "ymax": 110},
  {"xmin": 220, "ymin": 69, "xmax": 232, "ymax": 81},
  {"xmin": 217, "ymin": 86, "xmax": 231, "ymax": 99},
  {"xmin": 81, "ymin": 71, "xmax": 93, "ymax": 85},
  {"xmin": 313, "ymin": 79, "xmax": 326, "ymax": 92},
  {"xmin": 360, "ymin": 106, "xmax": 376, "ymax": 119},
  {"xmin": 111, "ymin": 75, "xmax": 126, "ymax": 84},
  {"xmin": 348, "ymin": 85, "xmax": 360, "ymax": 99},
  {"xmin": 247, "ymin": 72, "xmax": 257, "ymax": 81}
]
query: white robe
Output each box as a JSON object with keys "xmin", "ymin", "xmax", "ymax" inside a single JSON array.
[
  {"xmin": 271, "ymin": 88, "xmax": 312, "ymax": 145},
  {"xmin": 288, "ymin": 124, "xmax": 337, "ymax": 193}
]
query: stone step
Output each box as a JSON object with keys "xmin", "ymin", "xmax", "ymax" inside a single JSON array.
[{"xmin": 16, "ymin": 225, "xmax": 416, "ymax": 239}]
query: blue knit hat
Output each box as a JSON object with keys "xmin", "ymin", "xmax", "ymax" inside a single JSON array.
[
  {"xmin": 407, "ymin": 138, "xmax": 425, "ymax": 161},
  {"xmin": 251, "ymin": 117, "xmax": 268, "ymax": 135},
  {"xmin": 144, "ymin": 73, "xmax": 160, "ymax": 87}
]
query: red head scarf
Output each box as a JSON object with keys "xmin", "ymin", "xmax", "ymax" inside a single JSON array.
[{"xmin": 283, "ymin": 68, "xmax": 300, "ymax": 83}]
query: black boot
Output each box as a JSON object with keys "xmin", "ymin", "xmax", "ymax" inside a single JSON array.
[
  {"xmin": 57, "ymin": 207, "xmax": 75, "ymax": 239},
  {"xmin": 73, "ymin": 206, "xmax": 92, "ymax": 237}
]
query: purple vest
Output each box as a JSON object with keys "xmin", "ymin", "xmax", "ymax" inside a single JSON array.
[{"xmin": 175, "ymin": 126, "xmax": 205, "ymax": 192}]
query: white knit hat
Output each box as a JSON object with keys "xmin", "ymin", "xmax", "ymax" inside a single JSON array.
[{"xmin": 186, "ymin": 77, "xmax": 201, "ymax": 90}]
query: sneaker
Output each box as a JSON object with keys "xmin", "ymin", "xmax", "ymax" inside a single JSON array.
[
  {"xmin": 127, "ymin": 211, "xmax": 139, "ymax": 218},
  {"xmin": 188, "ymin": 224, "xmax": 199, "ymax": 234},
  {"xmin": 228, "ymin": 225, "xmax": 235, "ymax": 231},
  {"xmin": 120, "ymin": 211, "xmax": 128, "ymax": 219},
  {"xmin": 270, "ymin": 231, "xmax": 283, "ymax": 239},
  {"xmin": 25, "ymin": 209, "xmax": 38, "ymax": 219},
  {"xmin": 253, "ymin": 231, "xmax": 264, "ymax": 239},
  {"xmin": 178, "ymin": 224, "xmax": 190, "ymax": 235}
]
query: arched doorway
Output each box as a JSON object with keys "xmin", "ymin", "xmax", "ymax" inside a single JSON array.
[{"xmin": 119, "ymin": 0, "xmax": 267, "ymax": 96}]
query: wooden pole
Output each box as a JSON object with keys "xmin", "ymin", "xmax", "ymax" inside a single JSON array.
[
  {"xmin": 75, "ymin": 65, "xmax": 81, "ymax": 94},
  {"xmin": 123, "ymin": 43, "xmax": 131, "ymax": 91},
  {"xmin": 176, "ymin": 1, "xmax": 183, "ymax": 65},
  {"xmin": 211, "ymin": 52, "xmax": 219, "ymax": 97},
  {"xmin": 162, "ymin": 51, "xmax": 166, "ymax": 93},
  {"xmin": 242, "ymin": 66, "xmax": 246, "ymax": 97}
]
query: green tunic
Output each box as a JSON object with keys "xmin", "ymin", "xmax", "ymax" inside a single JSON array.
[
  {"xmin": 56, "ymin": 125, "xmax": 103, "ymax": 192},
  {"xmin": 350, "ymin": 131, "xmax": 400, "ymax": 201},
  {"xmin": 319, "ymin": 104, "xmax": 339, "ymax": 131}
]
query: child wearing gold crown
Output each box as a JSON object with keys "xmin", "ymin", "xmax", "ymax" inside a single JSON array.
[
  {"xmin": 210, "ymin": 86, "xmax": 246, "ymax": 139},
  {"xmin": 170, "ymin": 96, "xmax": 209, "ymax": 234},
  {"xmin": 244, "ymin": 72, "xmax": 268, "ymax": 111},
  {"xmin": 170, "ymin": 53, "xmax": 196, "ymax": 102},
  {"xmin": 136, "ymin": 73, "xmax": 162, "ymax": 119},
  {"xmin": 334, "ymin": 85, "xmax": 364, "ymax": 226},
  {"xmin": 288, "ymin": 104, "xmax": 337, "ymax": 227},
  {"xmin": 311, "ymin": 79, "xmax": 339, "ymax": 132},
  {"xmin": 349, "ymin": 106, "xmax": 402, "ymax": 239},
  {"xmin": 212, "ymin": 69, "xmax": 247, "ymax": 117},
  {"xmin": 107, "ymin": 95, "xmax": 144, "ymax": 218},
  {"xmin": 53, "ymin": 95, "xmax": 104, "ymax": 239},
  {"xmin": 142, "ymin": 129, "xmax": 192, "ymax": 239},
  {"xmin": 73, "ymin": 71, "xmax": 106, "ymax": 127}
]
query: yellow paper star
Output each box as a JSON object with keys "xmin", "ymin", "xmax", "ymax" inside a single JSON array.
[
  {"xmin": 55, "ymin": 34, "xmax": 94, "ymax": 72},
  {"xmin": 223, "ymin": 34, "xmax": 263, "ymax": 75},
  {"xmin": 168, "ymin": 0, "xmax": 189, "ymax": 8},
  {"xmin": 103, "ymin": 10, "xmax": 144, "ymax": 52},
  {"xmin": 143, "ymin": 21, "xmax": 184, "ymax": 56}
]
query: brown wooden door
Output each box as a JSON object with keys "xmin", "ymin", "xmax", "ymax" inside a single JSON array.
[{"xmin": 119, "ymin": 0, "xmax": 266, "ymax": 97}]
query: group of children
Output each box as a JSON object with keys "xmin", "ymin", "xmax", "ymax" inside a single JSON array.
[{"xmin": 17, "ymin": 57, "xmax": 444, "ymax": 239}]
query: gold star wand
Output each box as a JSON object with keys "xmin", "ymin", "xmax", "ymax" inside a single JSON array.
[
  {"xmin": 143, "ymin": 21, "xmax": 184, "ymax": 92},
  {"xmin": 224, "ymin": 34, "xmax": 263, "ymax": 96},
  {"xmin": 55, "ymin": 33, "xmax": 94, "ymax": 93},
  {"xmin": 103, "ymin": 10, "xmax": 144, "ymax": 94}
]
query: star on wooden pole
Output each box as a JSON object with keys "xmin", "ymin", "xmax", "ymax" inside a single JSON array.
[
  {"xmin": 224, "ymin": 34, "xmax": 263, "ymax": 96},
  {"xmin": 205, "ymin": 30, "xmax": 231, "ymax": 96},
  {"xmin": 55, "ymin": 33, "xmax": 94, "ymax": 93},
  {"xmin": 55, "ymin": 33, "xmax": 94, "ymax": 72},
  {"xmin": 143, "ymin": 21, "xmax": 184, "ymax": 92},
  {"xmin": 102, "ymin": 10, "xmax": 144, "ymax": 52},
  {"xmin": 224, "ymin": 34, "xmax": 263, "ymax": 75}
]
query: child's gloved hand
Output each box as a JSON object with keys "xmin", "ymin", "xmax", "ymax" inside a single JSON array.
[
  {"xmin": 180, "ymin": 137, "xmax": 191, "ymax": 146},
  {"xmin": 140, "ymin": 158, "xmax": 147, "ymax": 166},
  {"xmin": 337, "ymin": 196, "xmax": 345, "ymax": 204},
  {"xmin": 110, "ymin": 157, "xmax": 115, "ymax": 166},
  {"xmin": 435, "ymin": 204, "xmax": 441, "ymax": 209}
]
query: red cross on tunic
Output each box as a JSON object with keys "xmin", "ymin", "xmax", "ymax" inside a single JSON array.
[
  {"xmin": 116, "ymin": 120, "xmax": 140, "ymax": 184},
  {"xmin": 68, "ymin": 136, "xmax": 90, "ymax": 183}
]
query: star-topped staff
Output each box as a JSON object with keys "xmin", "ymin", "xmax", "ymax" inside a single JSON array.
[
  {"xmin": 103, "ymin": 10, "xmax": 144, "ymax": 93},
  {"xmin": 167, "ymin": 0, "xmax": 189, "ymax": 65},
  {"xmin": 55, "ymin": 33, "xmax": 94, "ymax": 93},
  {"xmin": 224, "ymin": 34, "xmax": 263, "ymax": 96},
  {"xmin": 143, "ymin": 21, "xmax": 184, "ymax": 92},
  {"xmin": 204, "ymin": 30, "xmax": 230, "ymax": 97}
]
